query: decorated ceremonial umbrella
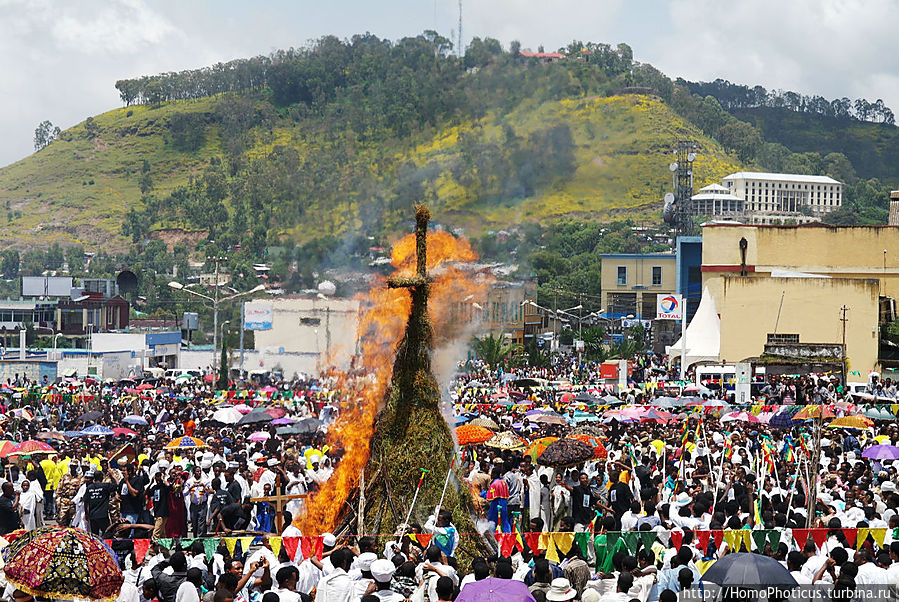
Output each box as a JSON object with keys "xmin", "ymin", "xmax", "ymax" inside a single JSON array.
[
  {"xmin": 468, "ymin": 417, "xmax": 500, "ymax": 431},
  {"xmin": 572, "ymin": 424, "xmax": 605, "ymax": 437},
  {"xmin": 164, "ymin": 436, "xmax": 208, "ymax": 450},
  {"xmin": 537, "ymin": 438, "xmax": 595, "ymax": 468},
  {"xmin": 484, "ymin": 431, "xmax": 527, "ymax": 451},
  {"xmin": 237, "ymin": 411, "xmax": 274, "ymax": 426},
  {"xmin": 861, "ymin": 444, "xmax": 899, "ymax": 460},
  {"xmin": 721, "ymin": 411, "xmax": 760, "ymax": 424},
  {"xmin": 525, "ymin": 437, "xmax": 559, "ymax": 461},
  {"xmin": 210, "ymin": 407, "xmax": 243, "ymax": 425},
  {"xmin": 121, "ymin": 415, "xmax": 149, "ymax": 426},
  {"xmin": 2, "ymin": 526, "xmax": 123, "ymax": 600},
  {"xmin": 455, "ymin": 425, "xmax": 495, "ymax": 446},
  {"xmin": 530, "ymin": 414, "xmax": 566, "ymax": 425},
  {"xmin": 793, "ymin": 405, "xmax": 836, "ymax": 420},
  {"xmin": 8, "ymin": 440, "xmax": 55, "ymax": 457},
  {"xmin": 248, "ymin": 431, "xmax": 271, "ymax": 442},
  {"xmin": 568, "ymin": 434, "xmax": 608, "ymax": 460},
  {"xmin": 0, "ymin": 440, "xmax": 15, "ymax": 457},
  {"xmin": 79, "ymin": 425, "xmax": 114, "ymax": 437},
  {"xmin": 701, "ymin": 552, "xmax": 797, "ymax": 587},
  {"xmin": 6, "ymin": 408, "xmax": 33, "ymax": 420},
  {"xmin": 827, "ymin": 415, "xmax": 874, "ymax": 429}
]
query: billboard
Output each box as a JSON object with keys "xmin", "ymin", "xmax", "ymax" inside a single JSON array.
[
  {"xmin": 22, "ymin": 276, "xmax": 73, "ymax": 298},
  {"xmin": 656, "ymin": 294, "xmax": 683, "ymax": 320},
  {"xmin": 244, "ymin": 302, "xmax": 273, "ymax": 330}
]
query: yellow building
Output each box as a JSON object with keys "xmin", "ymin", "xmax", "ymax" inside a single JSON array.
[
  {"xmin": 701, "ymin": 224, "xmax": 899, "ymax": 374},
  {"xmin": 600, "ymin": 253, "xmax": 677, "ymax": 319}
]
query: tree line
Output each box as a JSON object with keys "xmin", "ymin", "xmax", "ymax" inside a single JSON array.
[{"xmin": 679, "ymin": 78, "xmax": 895, "ymax": 125}]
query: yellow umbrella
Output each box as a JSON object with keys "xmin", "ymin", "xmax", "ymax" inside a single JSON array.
[
  {"xmin": 164, "ymin": 436, "xmax": 208, "ymax": 450},
  {"xmin": 827, "ymin": 416, "xmax": 874, "ymax": 429},
  {"xmin": 875, "ymin": 435, "xmax": 891, "ymax": 444},
  {"xmin": 649, "ymin": 439, "xmax": 665, "ymax": 457},
  {"xmin": 526, "ymin": 437, "xmax": 559, "ymax": 461},
  {"xmin": 793, "ymin": 405, "xmax": 836, "ymax": 420}
]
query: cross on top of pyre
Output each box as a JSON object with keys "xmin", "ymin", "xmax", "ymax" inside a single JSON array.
[{"xmin": 387, "ymin": 204, "xmax": 432, "ymax": 291}]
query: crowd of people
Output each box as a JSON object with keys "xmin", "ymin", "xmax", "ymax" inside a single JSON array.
[{"xmin": 0, "ymin": 358, "xmax": 897, "ymax": 601}]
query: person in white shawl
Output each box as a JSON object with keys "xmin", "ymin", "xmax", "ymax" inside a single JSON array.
[{"xmin": 19, "ymin": 478, "xmax": 43, "ymax": 530}]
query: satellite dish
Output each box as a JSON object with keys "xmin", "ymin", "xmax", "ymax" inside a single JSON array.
[
  {"xmin": 663, "ymin": 194, "xmax": 677, "ymax": 224},
  {"xmin": 317, "ymin": 280, "xmax": 336, "ymax": 296},
  {"xmin": 669, "ymin": 162, "xmax": 678, "ymax": 172},
  {"xmin": 116, "ymin": 270, "xmax": 138, "ymax": 294},
  {"xmin": 687, "ymin": 152, "xmax": 697, "ymax": 162},
  {"xmin": 664, "ymin": 193, "xmax": 675, "ymax": 203}
]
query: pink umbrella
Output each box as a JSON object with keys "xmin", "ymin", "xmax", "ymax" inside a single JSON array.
[
  {"xmin": 260, "ymin": 386, "xmax": 278, "ymax": 393},
  {"xmin": 721, "ymin": 411, "xmax": 760, "ymax": 423},
  {"xmin": 264, "ymin": 407, "xmax": 287, "ymax": 419},
  {"xmin": 233, "ymin": 404, "xmax": 253, "ymax": 414},
  {"xmin": 619, "ymin": 406, "xmax": 648, "ymax": 419},
  {"xmin": 248, "ymin": 431, "xmax": 270, "ymax": 442},
  {"xmin": 113, "ymin": 427, "xmax": 137, "ymax": 437},
  {"xmin": 642, "ymin": 408, "xmax": 676, "ymax": 423}
]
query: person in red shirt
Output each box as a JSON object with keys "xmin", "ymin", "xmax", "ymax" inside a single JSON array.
[{"xmin": 485, "ymin": 466, "xmax": 511, "ymax": 533}]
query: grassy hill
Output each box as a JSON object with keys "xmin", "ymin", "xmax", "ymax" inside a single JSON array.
[{"xmin": 0, "ymin": 92, "xmax": 741, "ymax": 251}]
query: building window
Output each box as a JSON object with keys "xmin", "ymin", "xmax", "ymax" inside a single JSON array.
[
  {"xmin": 616, "ymin": 266, "xmax": 627, "ymax": 286},
  {"xmin": 652, "ymin": 266, "xmax": 662, "ymax": 286}
]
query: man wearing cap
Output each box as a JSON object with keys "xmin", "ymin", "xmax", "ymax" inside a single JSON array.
[
  {"xmin": 350, "ymin": 552, "xmax": 377, "ymax": 598},
  {"xmin": 368, "ymin": 559, "xmax": 404, "ymax": 601}
]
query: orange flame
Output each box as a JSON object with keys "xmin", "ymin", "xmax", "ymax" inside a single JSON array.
[{"xmin": 295, "ymin": 230, "xmax": 490, "ymax": 535}]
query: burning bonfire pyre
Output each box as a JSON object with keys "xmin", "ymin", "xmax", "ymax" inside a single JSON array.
[{"xmin": 296, "ymin": 205, "xmax": 484, "ymax": 555}]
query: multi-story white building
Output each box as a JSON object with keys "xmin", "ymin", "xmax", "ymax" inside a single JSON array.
[{"xmin": 691, "ymin": 172, "xmax": 842, "ymax": 224}]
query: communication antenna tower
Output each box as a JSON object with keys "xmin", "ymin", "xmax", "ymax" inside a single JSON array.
[
  {"xmin": 662, "ymin": 141, "xmax": 699, "ymax": 239},
  {"xmin": 458, "ymin": 0, "xmax": 463, "ymax": 57}
]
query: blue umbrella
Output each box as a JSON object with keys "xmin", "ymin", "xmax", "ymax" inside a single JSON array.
[
  {"xmin": 79, "ymin": 425, "xmax": 114, "ymax": 437},
  {"xmin": 122, "ymin": 415, "xmax": 149, "ymax": 426},
  {"xmin": 769, "ymin": 408, "xmax": 800, "ymax": 429}
]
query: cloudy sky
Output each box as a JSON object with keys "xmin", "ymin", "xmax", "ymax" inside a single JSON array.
[{"xmin": 1, "ymin": 0, "xmax": 897, "ymax": 167}]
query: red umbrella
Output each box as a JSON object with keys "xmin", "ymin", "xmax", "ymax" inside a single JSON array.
[
  {"xmin": 0, "ymin": 440, "xmax": 15, "ymax": 458},
  {"xmin": 112, "ymin": 427, "xmax": 137, "ymax": 437},
  {"xmin": 8, "ymin": 440, "xmax": 55, "ymax": 456},
  {"xmin": 136, "ymin": 383, "xmax": 153, "ymax": 391},
  {"xmin": 263, "ymin": 407, "xmax": 287, "ymax": 419}
]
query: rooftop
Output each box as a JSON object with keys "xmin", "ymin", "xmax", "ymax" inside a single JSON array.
[{"xmin": 722, "ymin": 172, "xmax": 841, "ymax": 185}]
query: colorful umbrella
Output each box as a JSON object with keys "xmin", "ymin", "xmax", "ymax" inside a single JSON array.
[
  {"xmin": 525, "ymin": 437, "xmax": 559, "ymax": 461},
  {"xmin": 79, "ymin": 425, "xmax": 115, "ymax": 437},
  {"xmin": 484, "ymin": 431, "xmax": 528, "ymax": 451},
  {"xmin": 248, "ymin": 431, "xmax": 271, "ymax": 442},
  {"xmin": 2, "ymin": 526, "xmax": 123, "ymax": 600},
  {"xmin": 8, "ymin": 440, "xmax": 55, "ymax": 456},
  {"xmin": 122, "ymin": 415, "xmax": 149, "ymax": 426},
  {"xmin": 572, "ymin": 425, "xmax": 605, "ymax": 437},
  {"xmin": 112, "ymin": 427, "xmax": 137, "ymax": 437},
  {"xmin": 721, "ymin": 411, "xmax": 761, "ymax": 424},
  {"xmin": 537, "ymin": 438, "xmax": 595, "ymax": 468},
  {"xmin": 468, "ymin": 417, "xmax": 500, "ymax": 431},
  {"xmin": 530, "ymin": 414, "xmax": 566, "ymax": 425},
  {"xmin": 263, "ymin": 407, "xmax": 287, "ymax": 419},
  {"xmin": 455, "ymin": 425, "xmax": 496, "ymax": 446},
  {"xmin": 270, "ymin": 417, "xmax": 295, "ymax": 425},
  {"xmin": 0, "ymin": 440, "xmax": 15, "ymax": 457},
  {"xmin": 567, "ymin": 434, "xmax": 608, "ymax": 460},
  {"xmin": 861, "ymin": 444, "xmax": 899, "ymax": 460},
  {"xmin": 164, "ymin": 436, "xmax": 208, "ymax": 450},
  {"xmin": 827, "ymin": 415, "xmax": 874, "ymax": 429},
  {"xmin": 232, "ymin": 404, "xmax": 253, "ymax": 414}
]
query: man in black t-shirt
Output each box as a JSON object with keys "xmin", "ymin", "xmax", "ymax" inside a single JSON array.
[
  {"xmin": 119, "ymin": 464, "xmax": 145, "ymax": 536},
  {"xmin": 85, "ymin": 471, "xmax": 117, "ymax": 536},
  {"xmin": 0, "ymin": 482, "xmax": 20, "ymax": 534},
  {"xmin": 147, "ymin": 472, "xmax": 172, "ymax": 539},
  {"xmin": 217, "ymin": 499, "xmax": 252, "ymax": 533},
  {"xmin": 570, "ymin": 472, "xmax": 598, "ymax": 529}
]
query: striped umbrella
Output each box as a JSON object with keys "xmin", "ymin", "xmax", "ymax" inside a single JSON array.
[{"xmin": 8, "ymin": 440, "xmax": 55, "ymax": 456}]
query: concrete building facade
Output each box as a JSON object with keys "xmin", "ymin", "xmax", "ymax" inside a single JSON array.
[{"xmin": 600, "ymin": 253, "xmax": 677, "ymax": 319}]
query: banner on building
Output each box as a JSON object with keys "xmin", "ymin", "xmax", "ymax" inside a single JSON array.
[
  {"xmin": 244, "ymin": 302, "xmax": 273, "ymax": 330},
  {"xmin": 656, "ymin": 294, "xmax": 683, "ymax": 320}
]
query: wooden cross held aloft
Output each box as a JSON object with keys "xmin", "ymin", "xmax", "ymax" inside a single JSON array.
[{"xmin": 250, "ymin": 492, "xmax": 307, "ymax": 533}]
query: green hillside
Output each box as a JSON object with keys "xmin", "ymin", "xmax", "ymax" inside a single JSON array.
[
  {"xmin": 732, "ymin": 107, "xmax": 899, "ymax": 181},
  {"xmin": 0, "ymin": 36, "xmax": 744, "ymax": 252}
]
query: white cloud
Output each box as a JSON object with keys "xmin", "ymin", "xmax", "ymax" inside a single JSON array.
[{"xmin": 50, "ymin": 0, "xmax": 178, "ymax": 54}]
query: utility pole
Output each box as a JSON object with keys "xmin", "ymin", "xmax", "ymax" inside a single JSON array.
[
  {"xmin": 209, "ymin": 256, "xmax": 227, "ymax": 370},
  {"xmin": 840, "ymin": 305, "xmax": 849, "ymax": 386}
]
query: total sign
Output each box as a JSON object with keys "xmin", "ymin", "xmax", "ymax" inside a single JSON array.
[{"xmin": 656, "ymin": 294, "xmax": 683, "ymax": 320}]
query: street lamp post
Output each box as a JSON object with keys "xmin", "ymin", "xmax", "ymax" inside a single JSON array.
[{"xmin": 168, "ymin": 277, "xmax": 264, "ymax": 374}]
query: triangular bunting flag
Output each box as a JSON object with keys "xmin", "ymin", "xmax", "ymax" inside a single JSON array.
[
  {"xmin": 553, "ymin": 532, "xmax": 575, "ymax": 556},
  {"xmin": 810, "ymin": 529, "xmax": 828, "ymax": 550},
  {"xmin": 842, "ymin": 529, "xmax": 857, "ymax": 548},
  {"xmin": 133, "ymin": 539, "xmax": 150, "ymax": 565},
  {"xmin": 497, "ymin": 533, "xmax": 516, "ymax": 558},
  {"xmin": 180, "ymin": 538, "xmax": 195, "ymax": 550},
  {"xmin": 740, "ymin": 530, "xmax": 752, "ymax": 553},
  {"xmin": 573, "ymin": 532, "xmax": 591, "ymax": 557},
  {"xmin": 605, "ymin": 531, "xmax": 620, "ymax": 553},
  {"xmin": 224, "ymin": 537, "xmax": 238, "ymax": 557},
  {"xmin": 695, "ymin": 530, "xmax": 709, "ymax": 553},
  {"xmin": 856, "ymin": 528, "xmax": 869, "ymax": 550},
  {"xmin": 269, "ymin": 537, "xmax": 282, "ymax": 560},
  {"xmin": 283, "ymin": 537, "xmax": 300, "ymax": 562},
  {"xmin": 723, "ymin": 530, "xmax": 739, "ymax": 551},
  {"xmin": 203, "ymin": 538, "xmax": 219, "ymax": 562},
  {"xmin": 768, "ymin": 530, "xmax": 781, "ymax": 550},
  {"xmin": 239, "ymin": 536, "xmax": 255, "ymax": 557},
  {"xmin": 639, "ymin": 531, "xmax": 657, "ymax": 551},
  {"xmin": 300, "ymin": 536, "xmax": 324, "ymax": 561},
  {"xmin": 416, "ymin": 534, "xmax": 433, "ymax": 549},
  {"xmin": 670, "ymin": 530, "xmax": 683, "ymax": 551},
  {"xmin": 620, "ymin": 532, "xmax": 639, "ymax": 554},
  {"xmin": 871, "ymin": 528, "xmax": 887, "ymax": 547},
  {"xmin": 541, "ymin": 533, "xmax": 559, "ymax": 563},
  {"xmin": 157, "ymin": 538, "xmax": 174, "ymax": 550},
  {"xmin": 711, "ymin": 530, "xmax": 723, "ymax": 551},
  {"xmin": 792, "ymin": 529, "xmax": 812, "ymax": 549},
  {"xmin": 524, "ymin": 532, "xmax": 542, "ymax": 553},
  {"xmin": 751, "ymin": 530, "xmax": 769, "ymax": 552}
]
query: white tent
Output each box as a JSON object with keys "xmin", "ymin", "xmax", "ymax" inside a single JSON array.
[{"xmin": 666, "ymin": 287, "xmax": 720, "ymax": 368}]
